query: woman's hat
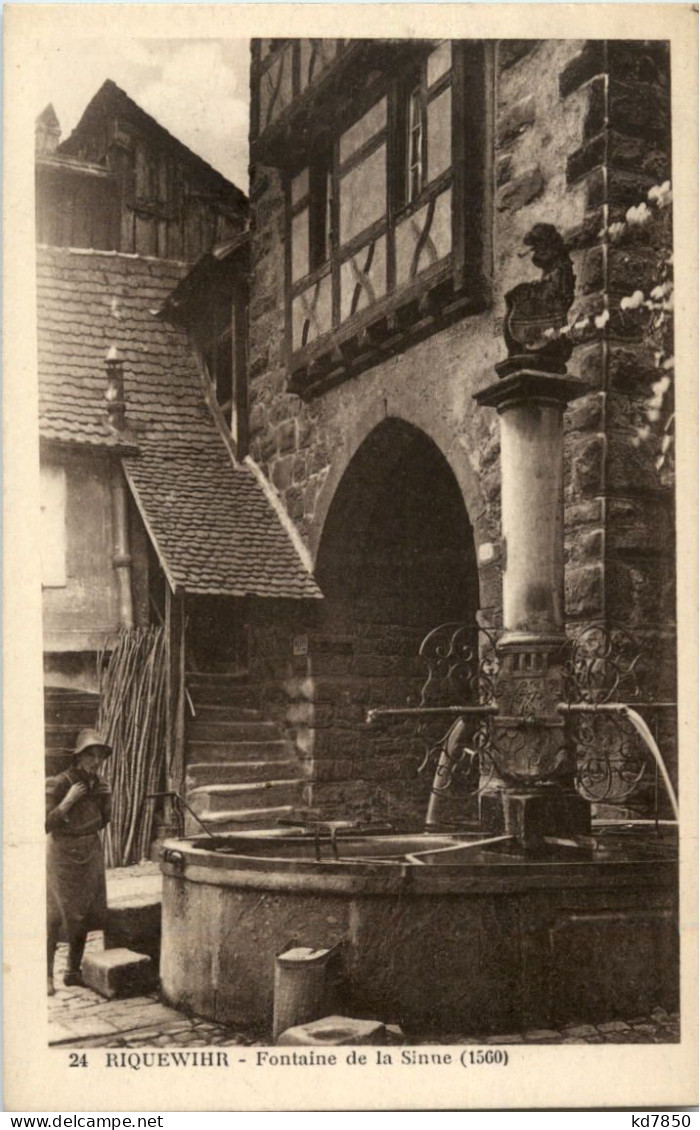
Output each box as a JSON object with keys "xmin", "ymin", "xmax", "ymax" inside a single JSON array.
[{"xmin": 72, "ymin": 728, "xmax": 112, "ymax": 758}]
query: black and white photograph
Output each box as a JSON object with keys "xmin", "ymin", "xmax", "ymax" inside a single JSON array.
[{"xmin": 4, "ymin": 4, "xmax": 697, "ymax": 1114}]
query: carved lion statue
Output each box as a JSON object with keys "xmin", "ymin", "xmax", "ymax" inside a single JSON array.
[{"xmin": 502, "ymin": 223, "xmax": 576, "ymax": 370}]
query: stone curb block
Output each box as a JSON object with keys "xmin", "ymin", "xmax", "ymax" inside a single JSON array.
[
  {"xmin": 277, "ymin": 1015, "xmax": 387, "ymax": 1046},
  {"xmin": 82, "ymin": 948, "xmax": 156, "ymax": 1000}
]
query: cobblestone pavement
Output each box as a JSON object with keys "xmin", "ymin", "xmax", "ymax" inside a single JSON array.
[
  {"xmin": 49, "ymin": 940, "xmax": 265, "ymax": 1049},
  {"xmin": 49, "ymin": 939, "xmax": 680, "ymax": 1050}
]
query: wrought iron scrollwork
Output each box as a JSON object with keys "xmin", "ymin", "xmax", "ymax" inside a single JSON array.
[
  {"xmin": 417, "ymin": 621, "xmax": 500, "ymax": 709},
  {"xmin": 409, "ymin": 618, "xmax": 672, "ymax": 812},
  {"xmin": 561, "ymin": 622, "xmax": 658, "ymax": 806},
  {"xmin": 416, "ymin": 621, "xmax": 500, "ymax": 801},
  {"xmin": 561, "ymin": 622, "xmax": 646, "ymax": 706},
  {"xmin": 571, "ymin": 711, "xmax": 648, "ymax": 805},
  {"xmin": 417, "ymin": 621, "xmax": 475, "ymax": 707}
]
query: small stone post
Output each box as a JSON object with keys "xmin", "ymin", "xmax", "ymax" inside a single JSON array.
[{"xmin": 273, "ymin": 945, "xmax": 336, "ymax": 1042}]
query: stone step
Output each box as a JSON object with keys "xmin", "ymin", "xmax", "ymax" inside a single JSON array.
[
  {"xmin": 188, "ymin": 779, "xmax": 305, "ymax": 815},
  {"xmin": 186, "ymin": 759, "xmax": 303, "ymax": 787},
  {"xmin": 187, "ymin": 682, "xmax": 260, "ymax": 707},
  {"xmin": 187, "ymin": 739, "xmax": 292, "ymax": 762},
  {"xmin": 105, "ymin": 864, "xmax": 162, "ymax": 968},
  {"xmin": 188, "ymin": 719, "xmax": 282, "ymax": 743},
  {"xmin": 44, "ymin": 723, "xmax": 87, "ymax": 751},
  {"xmin": 44, "ymin": 694, "xmax": 99, "ymax": 727},
  {"xmin": 277, "ymin": 1016, "xmax": 388, "ymax": 1046},
  {"xmin": 45, "ymin": 750, "xmax": 72, "ymax": 775},
  {"xmin": 189, "ymin": 805, "xmax": 297, "ymax": 832},
  {"xmin": 186, "ymin": 670, "xmax": 249, "ymax": 683},
  {"xmin": 82, "ymin": 948, "xmax": 156, "ymax": 1000},
  {"xmin": 190, "ymin": 704, "xmax": 263, "ymax": 721}
]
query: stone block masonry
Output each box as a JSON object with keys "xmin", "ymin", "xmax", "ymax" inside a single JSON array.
[
  {"xmin": 49, "ymin": 941, "xmax": 679, "ymax": 1049},
  {"xmin": 559, "ymin": 39, "xmax": 675, "ymax": 707}
]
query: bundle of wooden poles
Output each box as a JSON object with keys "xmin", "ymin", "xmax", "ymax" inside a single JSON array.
[{"xmin": 97, "ymin": 626, "xmax": 167, "ymax": 867}]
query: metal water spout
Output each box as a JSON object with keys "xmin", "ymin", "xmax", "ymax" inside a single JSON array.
[
  {"xmin": 367, "ymin": 226, "xmax": 675, "ymax": 845},
  {"xmin": 366, "ymin": 702, "xmax": 498, "ymax": 829},
  {"xmin": 558, "ymin": 703, "xmax": 679, "ymax": 821}
]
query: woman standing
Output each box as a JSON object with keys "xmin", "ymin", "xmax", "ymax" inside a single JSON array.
[{"xmin": 46, "ymin": 729, "xmax": 112, "ymax": 994}]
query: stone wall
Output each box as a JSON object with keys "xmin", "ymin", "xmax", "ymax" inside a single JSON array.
[
  {"xmin": 246, "ymin": 421, "xmax": 481, "ymax": 821},
  {"xmin": 42, "ymin": 451, "xmax": 122, "ymax": 659},
  {"xmin": 246, "ymin": 39, "xmax": 675, "ymax": 821},
  {"xmin": 42, "ymin": 451, "xmax": 151, "ymax": 693},
  {"xmin": 560, "ymin": 39, "xmax": 676, "ymax": 792}
]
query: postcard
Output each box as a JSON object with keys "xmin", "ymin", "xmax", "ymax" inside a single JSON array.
[{"xmin": 4, "ymin": 3, "xmax": 698, "ymax": 1113}]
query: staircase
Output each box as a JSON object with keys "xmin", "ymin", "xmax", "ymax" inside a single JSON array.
[{"xmin": 184, "ymin": 673, "xmax": 308, "ymax": 833}]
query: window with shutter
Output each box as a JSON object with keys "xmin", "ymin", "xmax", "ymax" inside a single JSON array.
[{"xmin": 279, "ymin": 40, "xmax": 491, "ymax": 394}]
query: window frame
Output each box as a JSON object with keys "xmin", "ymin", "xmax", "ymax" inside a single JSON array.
[
  {"xmin": 407, "ymin": 81, "xmax": 424, "ymax": 204},
  {"xmin": 393, "ymin": 63, "xmax": 427, "ymax": 212},
  {"xmin": 252, "ymin": 39, "xmax": 349, "ymax": 139},
  {"xmin": 194, "ymin": 278, "xmax": 248, "ymax": 451},
  {"xmin": 202, "ymin": 320, "xmax": 234, "ymax": 431},
  {"xmin": 308, "ymin": 149, "xmax": 335, "ymax": 272},
  {"xmin": 283, "ymin": 40, "xmax": 492, "ymax": 388},
  {"xmin": 391, "ymin": 52, "xmax": 453, "ymax": 220}
]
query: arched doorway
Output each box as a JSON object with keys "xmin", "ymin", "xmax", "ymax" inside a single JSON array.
[{"xmin": 309, "ymin": 418, "xmax": 479, "ymax": 823}]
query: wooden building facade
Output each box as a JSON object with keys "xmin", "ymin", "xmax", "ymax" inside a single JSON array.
[
  {"xmin": 242, "ymin": 38, "xmax": 676, "ymax": 823},
  {"xmin": 36, "ymin": 80, "xmax": 247, "ymax": 260}
]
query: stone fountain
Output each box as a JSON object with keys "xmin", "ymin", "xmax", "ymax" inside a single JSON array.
[{"xmin": 159, "ymin": 227, "xmax": 678, "ymax": 1038}]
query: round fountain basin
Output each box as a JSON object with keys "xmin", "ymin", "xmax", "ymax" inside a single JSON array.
[{"xmin": 159, "ymin": 827, "xmax": 678, "ymax": 1037}]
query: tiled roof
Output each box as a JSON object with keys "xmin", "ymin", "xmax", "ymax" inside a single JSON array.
[{"xmin": 37, "ymin": 245, "xmax": 321, "ymax": 600}]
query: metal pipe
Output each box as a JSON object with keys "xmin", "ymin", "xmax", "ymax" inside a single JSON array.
[
  {"xmin": 366, "ymin": 705, "xmax": 498, "ymax": 725},
  {"xmin": 558, "ymin": 702, "xmax": 676, "ymax": 711},
  {"xmin": 593, "ymin": 818, "xmax": 678, "ymax": 826},
  {"xmin": 557, "ymin": 702, "xmax": 679, "ymax": 821},
  {"xmin": 425, "ymin": 718, "xmax": 477, "ymax": 828},
  {"xmin": 147, "ymin": 790, "xmax": 217, "ymax": 838},
  {"xmin": 405, "ymin": 835, "xmax": 512, "ymax": 864},
  {"xmin": 111, "ymin": 464, "xmax": 134, "ymax": 629}
]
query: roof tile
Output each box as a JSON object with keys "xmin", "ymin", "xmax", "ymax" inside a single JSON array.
[{"xmin": 37, "ymin": 245, "xmax": 321, "ymax": 600}]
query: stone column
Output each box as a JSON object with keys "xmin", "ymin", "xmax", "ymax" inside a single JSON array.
[
  {"xmin": 476, "ymin": 369, "xmax": 583, "ymax": 646},
  {"xmin": 475, "ymin": 367, "xmax": 590, "ymax": 846}
]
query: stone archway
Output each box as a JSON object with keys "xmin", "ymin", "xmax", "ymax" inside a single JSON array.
[{"xmin": 307, "ymin": 418, "xmax": 479, "ymax": 823}]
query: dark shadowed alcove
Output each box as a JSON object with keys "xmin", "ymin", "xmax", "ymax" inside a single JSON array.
[{"xmin": 309, "ymin": 418, "xmax": 479, "ymax": 821}]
